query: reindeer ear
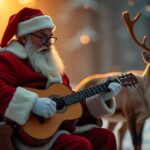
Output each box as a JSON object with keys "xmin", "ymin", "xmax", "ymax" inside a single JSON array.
[{"xmin": 142, "ymin": 50, "xmax": 150, "ymax": 63}]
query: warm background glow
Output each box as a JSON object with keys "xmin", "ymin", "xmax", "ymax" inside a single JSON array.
[
  {"xmin": 17, "ymin": 0, "xmax": 35, "ymax": 5},
  {"xmin": 0, "ymin": 0, "xmax": 37, "ymax": 40}
]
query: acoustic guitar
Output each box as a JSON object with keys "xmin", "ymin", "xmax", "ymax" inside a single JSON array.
[{"xmin": 18, "ymin": 73, "xmax": 138, "ymax": 146}]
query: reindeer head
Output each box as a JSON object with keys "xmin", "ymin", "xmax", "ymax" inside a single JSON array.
[{"xmin": 122, "ymin": 11, "xmax": 150, "ymax": 64}]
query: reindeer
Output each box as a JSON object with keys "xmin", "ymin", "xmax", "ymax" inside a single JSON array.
[{"xmin": 74, "ymin": 11, "xmax": 150, "ymax": 150}]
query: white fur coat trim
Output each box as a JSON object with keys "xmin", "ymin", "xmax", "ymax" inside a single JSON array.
[
  {"xmin": 14, "ymin": 130, "xmax": 70, "ymax": 150},
  {"xmin": 5, "ymin": 87, "xmax": 38, "ymax": 125},
  {"xmin": 17, "ymin": 15, "xmax": 56, "ymax": 37},
  {"xmin": 5, "ymin": 40, "xmax": 28, "ymax": 59},
  {"xmin": 0, "ymin": 47, "xmax": 4, "ymax": 52},
  {"xmin": 4, "ymin": 40, "xmax": 62, "ymax": 87},
  {"xmin": 86, "ymin": 95, "xmax": 116, "ymax": 118},
  {"xmin": 74, "ymin": 124, "xmax": 98, "ymax": 134}
]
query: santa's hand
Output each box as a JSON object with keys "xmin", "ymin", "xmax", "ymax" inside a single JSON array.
[
  {"xmin": 32, "ymin": 98, "xmax": 56, "ymax": 118},
  {"xmin": 102, "ymin": 82, "xmax": 121, "ymax": 101}
]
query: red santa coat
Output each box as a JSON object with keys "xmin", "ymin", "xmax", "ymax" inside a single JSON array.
[{"xmin": 0, "ymin": 40, "xmax": 116, "ymax": 150}]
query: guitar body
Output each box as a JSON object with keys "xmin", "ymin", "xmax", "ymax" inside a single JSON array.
[{"xmin": 19, "ymin": 83, "xmax": 82, "ymax": 146}]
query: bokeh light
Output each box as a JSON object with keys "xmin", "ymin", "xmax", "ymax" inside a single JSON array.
[
  {"xmin": 17, "ymin": 0, "xmax": 35, "ymax": 5},
  {"xmin": 80, "ymin": 35, "xmax": 90, "ymax": 45},
  {"xmin": 145, "ymin": 5, "xmax": 150, "ymax": 12},
  {"xmin": 127, "ymin": 0, "xmax": 135, "ymax": 7},
  {"xmin": 83, "ymin": 4, "xmax": 90, "ymax": 10}
]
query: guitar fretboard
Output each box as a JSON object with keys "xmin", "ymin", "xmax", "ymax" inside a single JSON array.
[{"xmin": 56, "ymin": 78, "xmax": 120, "ymax": 106}]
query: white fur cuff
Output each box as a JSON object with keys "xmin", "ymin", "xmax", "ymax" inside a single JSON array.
[
  {"xmin": 86, "ymin": 95, "xmax": 116, "ymax": 118},
  {"xmin": 5, "ymin": 87, "xmax": 38, "ymax": 125}
]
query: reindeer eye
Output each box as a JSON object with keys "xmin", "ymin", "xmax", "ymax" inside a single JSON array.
[{"xmin": 145, "ymin": 56, "xmax": 149, "ymax": 61}]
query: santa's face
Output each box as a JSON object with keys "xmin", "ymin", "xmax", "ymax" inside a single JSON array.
[
  {"xmin": 29, "ymin": 28, "xmax": 53, "ymax": 51},
  {"xmin": 24, "ymin": 33, "xmax": 64, "ymax": 79}
]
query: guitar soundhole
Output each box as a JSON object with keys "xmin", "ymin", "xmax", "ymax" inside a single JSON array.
[
  {"xmin": 51, "ymin": 97, "xmax": 67, "ymax": 113},
  {"xmin": 56, "ymin": 101, "xmax": 65, "ymax": 110}
]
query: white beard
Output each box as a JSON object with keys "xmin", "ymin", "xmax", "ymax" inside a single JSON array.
[{"xmin": 24, "ymin": 36, "xmax": 65, "ymax": 86}]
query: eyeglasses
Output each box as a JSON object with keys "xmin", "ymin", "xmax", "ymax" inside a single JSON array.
[{"xmin": 31, "ymin": 33, "xmax": 58, "ymax": 45}]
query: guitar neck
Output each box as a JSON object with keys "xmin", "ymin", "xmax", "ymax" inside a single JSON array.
[{"xmin": 60, "ymin": 78, "xmax": 121, "ymax": 106}]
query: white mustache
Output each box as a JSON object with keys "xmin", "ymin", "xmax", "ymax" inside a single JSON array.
[{"xmin": 37, "ymin": 46, "xmax": 49, "ymax": 52}]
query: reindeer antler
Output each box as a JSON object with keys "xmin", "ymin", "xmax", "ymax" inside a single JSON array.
[{"xmin": 122, "ymin": 11, "xmax": 150, "ymax": 51}]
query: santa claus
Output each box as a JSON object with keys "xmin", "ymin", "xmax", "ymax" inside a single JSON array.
[{"xmin": 0, "ymin": 7, "xmax": 121, "ymax": 150}]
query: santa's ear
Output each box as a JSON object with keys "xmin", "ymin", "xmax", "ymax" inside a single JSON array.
[{"xmin": 18, "ymin": 35, "xmax": 27, "ymax": 45}]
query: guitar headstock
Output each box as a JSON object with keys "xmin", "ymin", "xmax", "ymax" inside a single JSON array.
[{"xmin": 117, "ymin": 73, "xmax": 138, "ymax": 88}]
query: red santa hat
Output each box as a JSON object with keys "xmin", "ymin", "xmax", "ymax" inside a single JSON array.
[{"xmin": 1, "ymin": 7, "xmax": 56, "ymax": 47}]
